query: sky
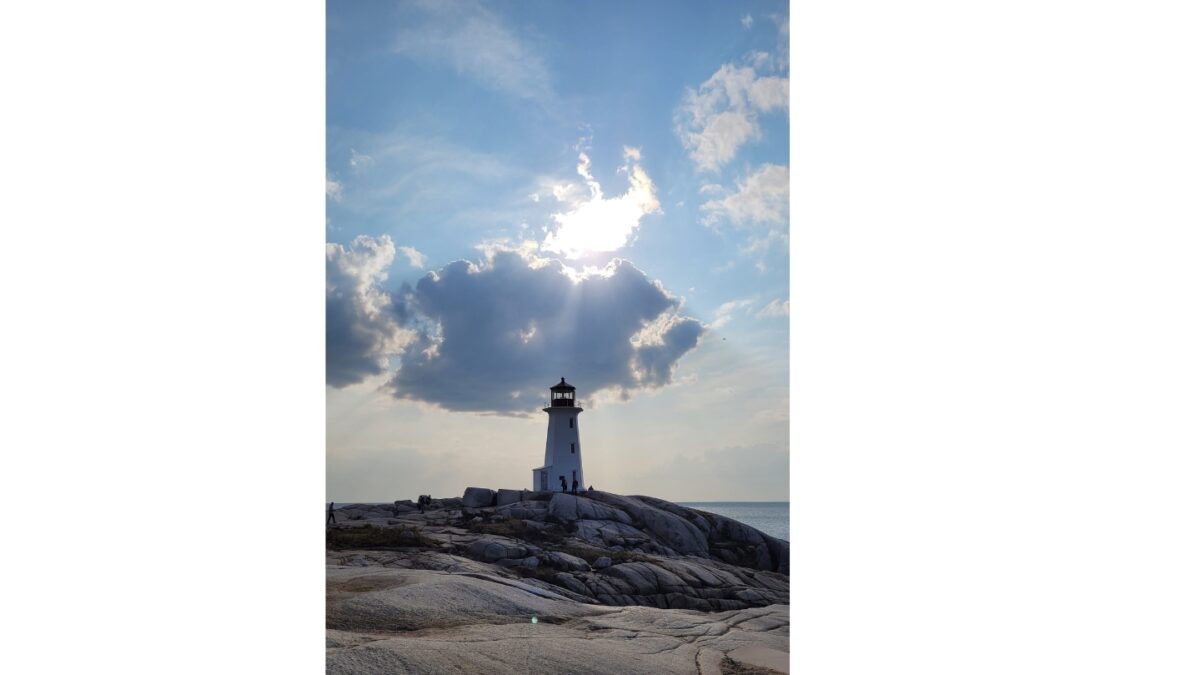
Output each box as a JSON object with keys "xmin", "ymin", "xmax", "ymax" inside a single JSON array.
[{"xmin": 326, "ymin": 0, "xmax": 789, "ymax": 502}]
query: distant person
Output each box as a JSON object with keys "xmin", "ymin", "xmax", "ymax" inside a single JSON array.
[
  {"xmin": 559, "ymin": 476, "xmax": 567, "ymax": 493},
  {"xmin": 327, "ymin": 502, "xmax": 335, "ymax": 525},
  {"xmin": 572, "ymin": 478, "xmax": 578, "ymax": 495},
  {"xmin": 588, "ymin": 485, "xmax": 593, "ymax": 492}
]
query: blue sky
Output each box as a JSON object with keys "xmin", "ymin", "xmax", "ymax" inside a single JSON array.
[{"xmin": 327, "ymin": 0, "xmax": 789, "ymax": 501}]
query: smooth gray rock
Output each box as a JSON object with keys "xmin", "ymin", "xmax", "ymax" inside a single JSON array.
[
  {"xmin": 593, "ymin": 556, "xmax": 612, "ymax": 569},
  {"xmin": 547, "ymin": 493, "xmax": 633, "ymax": 525},
  {"xmin": 466, "ymin": 538, "xmax": 530, "ymax": 563},
  {"xmin": 544, "ymin": 551, "xmax": 589, "ymax": 572},
  {"xmin": 495, "ymin": 489, "xmax": 523, "ymax": 506},
  {"xmin": 495, "ymin": 501, "xmax": 547, "ymax": 521},
  {"xmin": 573, "ymin": 519, "xmax": 654, "ymax": 549},
  {"xmin": 326, "ymin": 566, "xmax": 789, "ymax": 675},
  {"xmin": 635, "ymin": 505, "xmax": 709, "ymax": 555},
  {"xmin": 462, "ymin": 487, "xmax": 496, "ymax": 508}
]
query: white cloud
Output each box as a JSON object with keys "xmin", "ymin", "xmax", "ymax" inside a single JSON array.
[
  {"xmin": 741, "ymin": 14, "xmax": 754, "ymax": 29},
  {"xmin": 397, "ymin": 245, "xmax": 427, "ymax": 269},
  {"xmin": 771, "ymin": 13, "xmax": 790, "ymax": 71},
  {"xmin": 711, "ymin": 298, "xmax": 755, "ymax": 329},
  {"xmin": 740, "ymin": 229, "xmax": 789, "ymax": 255},
  {"xmin": 675, "ymin": 63, "xmax": 789, "ymax": 172},
  {"xmin": 702, "ymin": 164, "xmax": 790, "ymax": 272},
  {"xmin": 541, "ymin": 150, "xmax": 661, "ymax": 259},
  {"xmin": 757, "ymin": 299, "xmax": 789, "ymax": 318},
  {"xmin": 395, "ymin": 0, "xmax": 553, "ymax": 104},
  {"xmin": 746, "ymin": 50, "xmax": 772, "ymax": 70},
  {"xmin": 326, "ymin": 173, "xmax": 343, "ymax": 202},
  {"xmin": 349, "ymin": 149, "xmax": 374, "ymax": 171},
  {"xmin": 701, "ymin": 163, "xmax": 789, "ymax": 227}
]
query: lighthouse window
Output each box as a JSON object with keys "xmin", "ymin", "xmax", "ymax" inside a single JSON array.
[
  {"xmin": 569, "ymin": 418, "xmax": 573, "ymax": 428},
  {"xmin": 571, "ymin": 442, "xmax": 575, "ymax": 454}
]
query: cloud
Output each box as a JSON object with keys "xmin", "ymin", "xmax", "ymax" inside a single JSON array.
[
  {"xmin": 541, "ymin": 150, "xmax": 661, "ymax": 259},
  {"xmin": 349, "ymin": 149, "xmax": 374, "ymax": 171},
  {"xmin": 771, "ymin": 13, "xmax": 791, "ymax": 72},
  {"xmin": 741, "ymin": 14, "xmax": 754, "ymax": 29},
  {"xmin": 675, "ymin": 63, "xmax": 789, "ymax": 172},
  {"xmin": 703, "ymin": 164, "xmax": 790, "ymax": 272},
  {"xmin": 397, "ymin": 245, "xmax": 427, "ymax": 269},
  {"xmin": 387, "ymin": 248, "xmax": 703, "ymax": 414},
  {"xmin": 701, "ymin": 163, "xmax": 789, "ymax": 227},
  {"xmin": 326, "ymin": 173, "xmax": 343, "ymax": 202},
  {"xmin": 757, "ymin": 298, "xmax": 789, "ymax": 318},
  {"xmin": 395, "ymin": 0, "xmax": 553, "ymax": 104},
  {"xmin": 746, "ymin": 51, "xmax": 771, "ymax": 71},
  {"xmin": 327, "ymin": 129, "xmax": 527, "ymax": 237},
  {"xmin": 326, "ymin": 235, "xmax": 413, "ymax": 388},
  {"xmin": 711, "ymin": 298, "xmax": 756, "ymax": 329}
]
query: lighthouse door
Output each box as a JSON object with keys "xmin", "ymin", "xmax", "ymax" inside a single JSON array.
[{"xmin": 540, "ymin": 471, "xmax": 548, "ymax": 490}]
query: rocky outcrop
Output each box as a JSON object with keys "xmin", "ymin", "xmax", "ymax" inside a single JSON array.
[
  {"xmin": 326, "ymin": 564, "xmax": 789, "ymax": 675},
  {"xmin": 328, "ymin": 489, "xmax": 788, "ymax": 614},
  {"xmin": 462, "ymin": 487, "xmax": 497, "ymax": 508},
  {"xmin": 547, "ymin": 492, "xmax": 634, "ymax": 525}
]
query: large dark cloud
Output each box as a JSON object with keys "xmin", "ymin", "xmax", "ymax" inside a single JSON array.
[
  {"xmin": 388, "ymin": 249, "xmax": 704, "ymax": 414},
  {"xmin": 326, "ymin": 240, "xmax": 705, "ymax": 413},
  {"xmin": 326, "ymin": 236, "xmax": 409, "ymax": 388}
]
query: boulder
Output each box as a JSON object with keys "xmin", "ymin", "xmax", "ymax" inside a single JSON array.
[
  {"xmin": 495, "ymin": 489, "xmax": 524, "ymax": 506},
  {"xmin": 462, "ymin": 487, "xmax": 496, "ymax": 508},
  {"xmin": 593, "ymin": 556, "xmax": 612, "ymax": 569},
  {"xmin": 547, "ymin": 493, "xmax": 633, "ymax": 525},
  {"xmin": 635, "ymin": 506, "xmax": 710, "ymax": 555},
  {"xmin": 495, "ymin": 501, "xmax": 548, "ymax": 521},
  {"xmin": 465, "ymin": 538, "xmax": 530, "ymax": 563},
  {"xmin": 574, "ymin": 519, "xmax": 654, "ymax": 549},
  {"xmin": 553, "ymin": 573, "xmax": 590, "ymax": 596},
  {"xmin": 544, "ymin": 551, "xmax": 590, "ymax": 572}
]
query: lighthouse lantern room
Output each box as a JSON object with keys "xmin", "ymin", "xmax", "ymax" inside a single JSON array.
[{"xmin": 532, "ymin": 377, "xmax": 584, "ymax": 492}]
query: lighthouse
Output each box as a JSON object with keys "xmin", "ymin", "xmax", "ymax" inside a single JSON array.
[{"xmin": 531, "ymin": 377, "xmax": 584, "ymax": 492}]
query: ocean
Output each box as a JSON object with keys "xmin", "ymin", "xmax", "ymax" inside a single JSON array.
[{"xmin": 679, "ymin": 502, "xmax": 789, "ymax": 541}]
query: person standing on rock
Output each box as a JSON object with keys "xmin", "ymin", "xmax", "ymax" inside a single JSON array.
[
  {"xmin": 327, "ymin": 502, "xmax": 335, "ymax": 525},
  {"xmin": 559, "ymin": 476, "xmax": 567, "ymax": 493},
  {"xmin": 572, "ymin": 478, "xmax": 578, "ymax": 495}
]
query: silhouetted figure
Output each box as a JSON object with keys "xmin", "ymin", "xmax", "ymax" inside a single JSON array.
[
  {"xmin": 559, "ymin": 476, "xmax": 567, "ymax": 493},
  {"xmin": 327, "ymin": 502, "xmax": 335, "ymax": 525},
  {"xmin": 588, "ymin": 485, "xmax": 593, "ymax": 492},
  {"xmin": 572, "ymin": 478, "xmax": 578, "ymax": 495},
  {"xmin": 418, "ymin": 495, "xmax": 431, "ymax": 513}
]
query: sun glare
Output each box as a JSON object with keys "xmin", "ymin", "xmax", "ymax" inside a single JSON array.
[{"xmin": 542, "ymin": 151, "xmax": 660, "ymax": 258}]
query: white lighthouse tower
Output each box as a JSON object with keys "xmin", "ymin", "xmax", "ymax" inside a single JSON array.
[{"xmin": 531, "ymin": 377, "xmax": 584, "ymax": 492}]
